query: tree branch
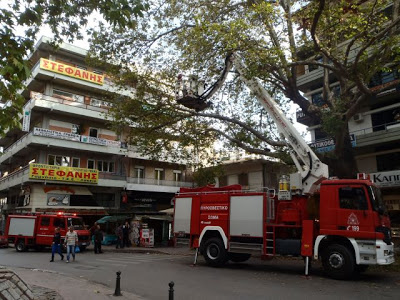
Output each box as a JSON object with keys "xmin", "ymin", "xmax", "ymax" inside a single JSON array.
[{"xmin": 208, "ymin": 128, "xmax": 284, "ymax": 158}]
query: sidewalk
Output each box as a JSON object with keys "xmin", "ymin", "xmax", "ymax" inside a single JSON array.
[
  {"xmin": 100, "ymin": 244, "xmax": 195, "ymax": 256},
  {"xmin": 12, "ymin": 267, "xmax": 144, "ymax": 300}
]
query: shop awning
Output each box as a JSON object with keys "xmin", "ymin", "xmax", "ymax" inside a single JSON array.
[{"xmin": 96, "ymin": 215, "xmax": 129, "ymax": 224}]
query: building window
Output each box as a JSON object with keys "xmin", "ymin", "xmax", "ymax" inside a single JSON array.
[
  {"xmin": 339, "ymin": 187, "xmax": 368, "ymax": 210},
  {"xmin": 173, "ymin": 170, "xmax": 182, "ymax": 182},
  {"xmin": 134, "ymin": 166, "xmax": 145, "ymax": 178},
  {"xmin": 53, "ymin": 89, "xmax": 84, "ymax": 103},
  {"xmin": 155, "ymin": 168, "xmax": 164, "ymax": 184},
  {"xmin": 219, "ymin": 175, "xmax": 228, "ymax": 186},
  {"xmin": 48, "ymin": 155, "xmax": 70, "ymax": 166},
  {"xmin": 93, "ymin": 193, "xmax": 115, "ymax": 207},
  {"xmin": 91, "ymin": 98, "xmax": 112, "ymax": 107},
  {"xmin": 75, "ymin": 65, "xmax": 87, "ymax": 70},
  {"xmin": 53, "ymin": 89, "xmax": 73, "ymax": 98},
  {"xmin": 238, "ymin": 173, "xmax": 249, "ymax": 186},
  {"xmin": 87, "ymin": 159, "xmax": 95, "ymax": 169},
  {"xmin": 89, "ymin": 128, "xmax": 98, "ymax": 138},
  {"xmin": 72, "ymin": 157, "xmax": 80, "ymax": 168},
  {"xmin": 72, "ymin": 94, "xmax": 84, "ymax": 103},
  {"xmin": 97, "ymin": 161, "xmax": 115, "ymax": 173},
  {"xmin": 311, "ymin": 92, "xmax": 326, "ymax": 107}
]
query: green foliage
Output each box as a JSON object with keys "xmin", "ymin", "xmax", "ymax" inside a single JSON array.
[
  {"xmin": 0, "ymin": 0, "xmax": 148, "ymax": 136},
  {"xmin": 193, "ymin": 165, "xmax": 224, "ymax": 187},
  {"xmin": 86, "ymin": 0, "xmax": 400, "ymax": 175}
]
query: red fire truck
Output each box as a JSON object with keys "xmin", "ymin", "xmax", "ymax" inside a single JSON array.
[
  {"xmin": 173, "ymin": 53, "xmax": 395, "ymax": 279},
  {"xmin": 5, "ymin": 212, "xmax": 91, "ymax": 252}
]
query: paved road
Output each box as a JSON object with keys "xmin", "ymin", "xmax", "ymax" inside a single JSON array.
[{"xmin": 1, "ymin": 248, "xmax": 399, "ymax": 299}]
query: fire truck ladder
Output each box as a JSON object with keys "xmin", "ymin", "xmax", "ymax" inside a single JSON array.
[{"xmin": 265, "ymin": 225, "xmax": 276, "ymax": 256}]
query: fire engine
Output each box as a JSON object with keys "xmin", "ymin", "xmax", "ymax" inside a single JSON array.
[
  {"xmin": 173, "ymin": 53, "xmax": 395, "ymax": 279},
  {"xmin": 5, "ymin": 212, "xmax": 91, "ymax": 252}
]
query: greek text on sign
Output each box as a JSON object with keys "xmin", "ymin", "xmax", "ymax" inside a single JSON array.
[
  {"xmin": 29, "ymin": 164, "xmax": 98, "ymax": 184},
  {"xmin": 40, "ymin": 58, "xmax": 104, "ymax": 85},
  {"xmin": 200, "ymin": 205, "xmax": 228, "ymax": 211}
]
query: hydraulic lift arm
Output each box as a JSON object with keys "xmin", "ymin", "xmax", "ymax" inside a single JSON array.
[{"xmin": 175, "ymin": 53, "xmax": 329, "ymax": 194}]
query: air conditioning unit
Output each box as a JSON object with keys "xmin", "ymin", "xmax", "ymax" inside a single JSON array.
[{"xmin": 353, "ymin": 113, "xmax": 364, "ymax": 122}]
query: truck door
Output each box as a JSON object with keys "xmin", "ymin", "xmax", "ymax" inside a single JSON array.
[
  {"xmin": 36, "ymin": 216, "xmax": 53, "ymax": 245},
  {"xmin": 336, "ymin": 185, "xmax": 375, "ymax": 235}
]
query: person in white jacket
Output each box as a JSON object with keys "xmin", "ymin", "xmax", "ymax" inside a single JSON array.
[{"xmin": 64, "ymin": 226, "xmax": 78, "ymax": 263}]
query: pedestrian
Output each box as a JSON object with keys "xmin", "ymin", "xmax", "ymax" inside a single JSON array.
[
  {"xmin": 115, "ymin": 224, "xmax": 123, "ymax": 249},
  {"xmin": 94, "ymin": 224, "xmax": 103, "ymax": 254},
  {"xmin": 50, "ymin": 227, "xmax": 64, "ymax": 262},
  {"xmin": 64, "ymin": 226, "xmax": 78, "ymax": 263},
  {"xmin": 90, "ymin": 222, "xmax": 97, "ymax": 239},
  {"xmin": 122, "ymin": 221, "xmax": 131, "ymax": 248}
]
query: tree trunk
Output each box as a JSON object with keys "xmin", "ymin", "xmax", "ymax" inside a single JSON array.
[{"xmin": 322, "ymin": 130, "xmax": 359, "ymax": 179}]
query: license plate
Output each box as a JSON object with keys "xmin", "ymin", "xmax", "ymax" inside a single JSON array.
[{"xmin": 81, "ymin": 243, "xmax": 86, "ymax": 246}]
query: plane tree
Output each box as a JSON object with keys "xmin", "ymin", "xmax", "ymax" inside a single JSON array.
[{"xmin": 89, "ymin": 0, "xmax": 400, "ymax": 177}]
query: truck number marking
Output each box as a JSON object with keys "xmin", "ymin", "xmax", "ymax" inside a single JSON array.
[
  {"xmin": 208, "ymin": 215, "xmax": 219, "ymax": 220},
  {"xmin": 201, "ymin": 221, "xmax": 211, "ymax": 225},
  {"xmin": 347, "ymin": 225, "xmax": 359, "ymax": 231}
]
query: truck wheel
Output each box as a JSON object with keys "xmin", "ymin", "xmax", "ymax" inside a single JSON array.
[
  {"xmin": 228, "ymin": 252, "xmax": 251, "ymax": 263},
  {"xmin": 203, "ymin": 237, "xmax": 227, "ymax": 267},
  {"xmin": 15, "ymin": 240, "xmax": 27, "ymax": 252},
  {"xmin": 322, "ymin": 244, "xmax": 355, "ymax": 280}
]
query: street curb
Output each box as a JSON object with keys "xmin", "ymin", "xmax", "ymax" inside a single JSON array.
[{"xmin": 100, "ymin": 247, "xmax": 195, "ymax": 256}]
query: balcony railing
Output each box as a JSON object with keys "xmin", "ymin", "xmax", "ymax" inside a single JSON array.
[
  {"xmin": 127, "ymin": 177, "xmax": 193, "ymax": 188},
  {"xmin": 1, "ymin": 127, "xmax": 123, "ymax": 155},
  {"xmin": 30, "ymin": 92, "xmax": 109, "ymax": 113},
  {"xmin": 0, "ymin": 165, "xmax": 193, "ymax": 189},
  {"xmin": 350, "ymin": 121, "xmax": 400, "ymax": 136},
  {"xmin": 0, "ymin": 165, "xmax": 30, "ymax": 184}
]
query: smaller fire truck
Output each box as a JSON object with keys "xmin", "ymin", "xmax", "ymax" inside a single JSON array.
[{"xmin": 5, "ymin": 212, "xmax": 91, "ymax": 252}]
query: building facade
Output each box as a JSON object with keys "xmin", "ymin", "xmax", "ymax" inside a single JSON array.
[
  {"xmin": 0, "ymin": 37, "xmax": 193, "ymax": 242},
  {"xmin": 295, "ymin": 4, "xmax": 400, "ymax": 224}
]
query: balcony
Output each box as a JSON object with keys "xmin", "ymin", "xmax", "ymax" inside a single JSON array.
[
  {"xmin": 27, "ymin": 92, "xmax": 110, "ymax": 121},
  {"xmin": 0, "ymin": 164, "xmax": 127, "ymax": 192},
  {"xmin": 350, "ymin": 122, "xmax": 400, "ymax": 148},
  {"xmin": 126, "ymin": 177, "xmax": 193, "ymax": 193},
  {"xmin": 0, "ymin": 127, "xmax": 127, "ymax": 167}
]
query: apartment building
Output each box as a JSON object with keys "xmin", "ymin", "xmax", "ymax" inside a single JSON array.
[
  {"xmin": 0, "ymin": 37, "xmax": 192, "ymax": 236},
  {"xmin": 295, "ymin": 4, "xmax": 400, "ymax": 222}
]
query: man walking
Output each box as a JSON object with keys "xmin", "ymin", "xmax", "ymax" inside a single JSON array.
[
  {"xmin": 64, "ymin": 226, "xmax": 78, "ymax": 263},
  {"xmin": 50, "ymin": 227, "xmax": 64, "ymax": 262},
  {"xmin": 94, "ymin": 225, "xmax": 103, "ymax": 254},
  {"xmin": 122, "ymin": 221, "xmax": 131, "ymax": 248},
  {"xmin": 115, "ymin": 224, "xmax": 123, "ymax": 249}
]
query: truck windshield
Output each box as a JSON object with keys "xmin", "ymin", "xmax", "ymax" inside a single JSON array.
[
  {"xmin": 368, "ymin": 186, "xmax": 387, "ymax": 215},
  {"xmin": 67, "ymin": 218, "xmax": 84, "ymax": 230}
]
